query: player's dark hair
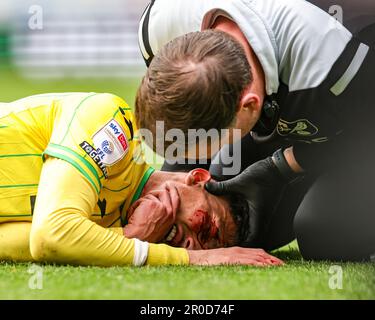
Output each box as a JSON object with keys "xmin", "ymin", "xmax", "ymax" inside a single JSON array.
[
  {"xmin": 135, "ymin": 29, "xmax": 253, "ymax": 152},
  {"xmin": 225, "ymin": 193, "xmax": 251, "ymax": 247}
]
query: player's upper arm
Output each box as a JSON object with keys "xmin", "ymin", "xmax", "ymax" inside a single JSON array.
[
  {"xmin": 30, "ymin": 157, "xmax": 188, "ymax": 267},
  {"xmin": 29, "ymin": 157, "xmax": 136, "ymax": 266},
  {"xmin": 44, "ymin": 93, "xmax": 137, "ymax": 195}
]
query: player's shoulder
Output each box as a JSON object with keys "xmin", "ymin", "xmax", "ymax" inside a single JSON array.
[
  {"xmin": 93, "ymin": 92, "xmax": 128, "ymax": 105},
  {"xmin": 52, "ymin": 92, "xmax": 135, "ymax": 154},
  {"xmin": 68, "ymin": 92, "xmax": 131, "ymax": 124},
  {"xmin": 46, "ymin": 92, "xmax": 136, "ymax": 188},
  {"xmin": 80, "ymin": 92, "xmax": 130, "ymax": 111}
]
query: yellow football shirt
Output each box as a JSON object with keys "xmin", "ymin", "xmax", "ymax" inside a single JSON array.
[
  {"xmin": 0, "ymin": 93, "xmax": 189, "ymax": 266},
  {"xmin": 0, "ymin": 92, "xmax": 152, "ymax": 225}
]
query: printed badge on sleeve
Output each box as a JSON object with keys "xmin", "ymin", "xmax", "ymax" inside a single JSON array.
[{"xmin": 92, "ymin": 119, "xmax": 129, "ymax": 166}]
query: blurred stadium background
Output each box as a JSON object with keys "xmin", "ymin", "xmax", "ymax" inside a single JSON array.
[
  {"xmin": 0, "ymin": 1, "xmax": 374, "ymax": 300},
  {"xmin": 0, "ymin": 0, "xmax": 149, "ymax": 103}
]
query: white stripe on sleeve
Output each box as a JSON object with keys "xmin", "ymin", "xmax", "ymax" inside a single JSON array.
[{"xmin": 132, "ymin": 238, "xmax": 149, "ymax": 266}]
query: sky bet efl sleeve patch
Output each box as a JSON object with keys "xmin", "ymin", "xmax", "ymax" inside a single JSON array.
[{"xmin": 91, "ymin": 119, "xmax": 129, "ymax": 166}]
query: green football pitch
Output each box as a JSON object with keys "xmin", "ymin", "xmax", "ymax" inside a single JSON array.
[
  {"xmin": 0, "ymin": 69, "xmax": 374, "ymax": 300},
  {"xmin": 1, "ymin": 245, "xmax": 374, "ymax": 300}
]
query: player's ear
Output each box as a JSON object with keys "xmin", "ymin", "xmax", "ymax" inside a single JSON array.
[{"xmin": 185, "ymin": 169, "xmax": 211, "ymax": 186}]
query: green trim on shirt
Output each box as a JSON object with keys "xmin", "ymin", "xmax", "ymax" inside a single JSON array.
[
  {"xmin": 0, "ymin": 214, "xmax": 33, "ymax": 217},
  {"xmin": 0, "ymin": 184, "xmax": 38, "ymax": 189},
  {"xmin": 0, "ymin": 154, "xmax": 42, "ymax": 159},
  {"xmin": 130, "ymin": 166, "xmax": 155, "ymax": 206},
  {"xmin": 44, "ymin": 149, "xmax": 100, "ymax": 195},
  {"xmin": 47, "ymin": 143, "xmax": 102, "ymax": 189}
]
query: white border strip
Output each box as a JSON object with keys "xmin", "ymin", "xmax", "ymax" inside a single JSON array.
[{"xmin": 330, "ymin": 43, "xmax": 369, "ymax": 96}]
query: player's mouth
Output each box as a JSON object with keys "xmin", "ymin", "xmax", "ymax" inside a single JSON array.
[
  {"xmin": 165, "ymin": 224, "xmax": 177, "ymax": 242},
  {"xmin": 164, "ymin": 223, "xmax": 184, "ymax": 247}
]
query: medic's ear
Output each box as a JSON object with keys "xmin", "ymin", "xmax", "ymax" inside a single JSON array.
[{"xmin": 238, "ymin": 91, "xmax": 262, "ymax": 115}]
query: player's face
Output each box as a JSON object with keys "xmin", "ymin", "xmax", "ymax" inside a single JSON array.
[
  {"xmin": 163, "ymin": 169, "xmax": 237, "ymax": 249},
  {"xmin": 129, "ymin": 169, "xmax": 238, "ymax": 250}
]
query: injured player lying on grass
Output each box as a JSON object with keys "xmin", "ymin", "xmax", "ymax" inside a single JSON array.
[
  {"xmin": 0, "ymin": 92, "xmax": 282, "ymax": 268},
  {"xmin": 0, "ymin": 167, "xmax": 282, "ymax": 267}
]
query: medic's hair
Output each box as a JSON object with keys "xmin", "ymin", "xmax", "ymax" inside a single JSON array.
[{"xmin": 135, "ymin": 29, "xmax": 253, "ymax": 152}]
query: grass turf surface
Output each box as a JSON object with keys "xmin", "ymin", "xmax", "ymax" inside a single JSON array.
[
  {"xmin": 1, "ymin": 246, "xmax": 374, "ymax": 300},
  {"xmin": 0, "ymin": 70, "xmax": 374, "ymax": 300}
]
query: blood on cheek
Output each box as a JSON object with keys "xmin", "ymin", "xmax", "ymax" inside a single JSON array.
[
  {"xmin": 187, "ymin": 210, "xmax": 222, "ymax": 249},
  {"xmin": 188, "ymin": 209, "xmax": 208, "ymax": 233}
]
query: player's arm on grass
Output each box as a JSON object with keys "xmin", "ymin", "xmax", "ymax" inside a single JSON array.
[{"xmin": 0, "ymin": 222, "xmax": 33, "ymax": 262}]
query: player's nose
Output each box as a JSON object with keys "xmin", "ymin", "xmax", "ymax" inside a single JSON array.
[{"xmin": 182, "ymin": 235, "xmax": 197, "ymax": 250}]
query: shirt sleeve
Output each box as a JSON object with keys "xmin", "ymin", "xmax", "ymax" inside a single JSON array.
[
  {"xmin": 292, "ymin": 136, "xmax": 344, "ymax": 175},
  {"xmin": 44, "ymin": 93, "xmax": 139, "ymax": 195},
  {"xmin": 29, "ymin": 157, "xmax": 189, "ymax": 267}
]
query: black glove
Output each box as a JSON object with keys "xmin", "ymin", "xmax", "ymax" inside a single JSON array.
[{"xmin": 205, "ymin": 148, "xmax": 301, "ymax": 247}]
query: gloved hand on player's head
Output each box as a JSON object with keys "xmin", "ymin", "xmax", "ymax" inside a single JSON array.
[{"xmin": 206, "ymin": 148, "xmax": 301, "ymax": 248}]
